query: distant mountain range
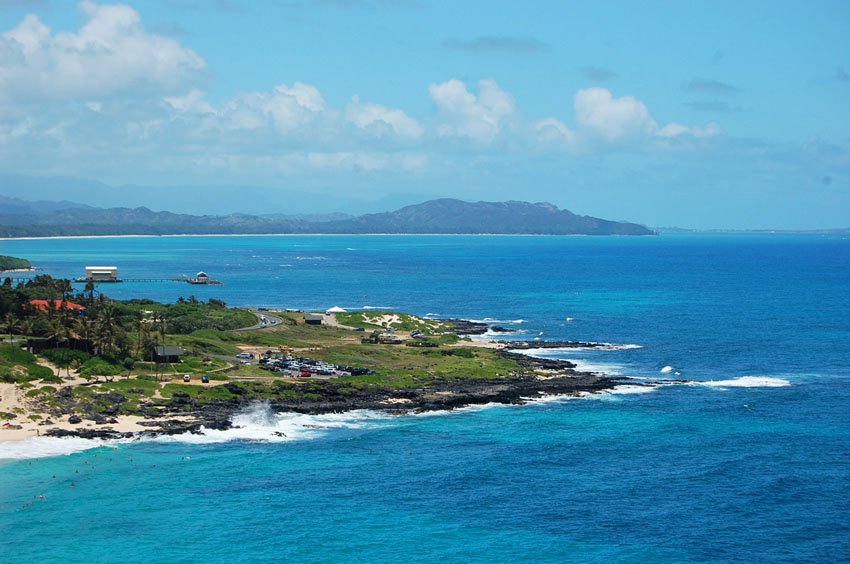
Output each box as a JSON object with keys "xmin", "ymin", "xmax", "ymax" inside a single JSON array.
[
  {"xmin": 0, "ymin": 196, "xmax": 654, "ymax": 237},
  {"xmin": 0, "ymin": 173, "xmax": 437, "ymax": 216}
]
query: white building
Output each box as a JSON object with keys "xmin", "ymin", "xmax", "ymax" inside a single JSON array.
[{"xmin": 84, "ymin": 266, "xmax": 119, "ymax": 282}]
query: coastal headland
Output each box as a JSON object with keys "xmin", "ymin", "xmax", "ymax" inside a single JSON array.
[{"xmin": 0, "ymin": 275, "xmax": 655, "ymax": 444}]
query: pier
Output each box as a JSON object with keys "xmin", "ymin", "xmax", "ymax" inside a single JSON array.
[{"xmin": 6, "ymin": 266, "xmax": 223, "ymax": 285}]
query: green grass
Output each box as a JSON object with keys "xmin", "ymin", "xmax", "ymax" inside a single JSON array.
[
  {"xmin": 0, "ymin": 345, "xmax": 57, "ymax": 383},
  {"xmin": 0, "ymin": 345, "xmax": 36, "ymax": 365},
  {"xmin": 334, "ymin": 311, "xmax": 447, "ymax": 334},
  {"xmin": 100, "ymin": 377, "xmax": 160, "ymax": 396},
  {"xmin": 134, "ymin": 356, "xmax": 226, "ymax": 376}
]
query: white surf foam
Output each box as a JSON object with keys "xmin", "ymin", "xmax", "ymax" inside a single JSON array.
[
  {"xmin": 607, "ymin": 384, "xmax": 658, "ymax": 395},
  {"xmin": 695, "ymin": 376, "xmax": 791, "ymax": 388},
  {"xmin": 362, "ymin": 306, "xmax": 395, "ymax": 310},
  {"xmin": 0, "ymin": 405, "xmax": 393, "ymax": 460},
  {"xmin": 660, "ymin": 365, "xmax": 674, "ymax": 374},
  {"xmin": 0, "ymin": 436, "xmax": 116, "ymax": 461},
  {"xmin": 516, "ymin": 343, "xmax": 642, "ymax": 353},
  {"xmin": 468, "ymin": 329, "xmax": 528, "ymax": 341},
  {"xmin": 508, "ymin": 348, "xmax": 630, "ymax": 375},
  {"xmin": 466, "ymin": 318, "xmax": 525, "ymax": 325},
  {"xmin": 151, "ymin": 404, "xmax": 391, "ymax": 445}
]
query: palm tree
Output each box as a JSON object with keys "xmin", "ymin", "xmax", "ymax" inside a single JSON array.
[
  {"xmin": 3, "ymin": 313, "xmax": 18, "ymax": 344},
  {"xmin": 94, "ymin": 304, "xmax": 120, "ymax": 357},
  {"xmin": 84, "ymin": 281, "xmax": 96, "ymax": 309},
  {"xmin": 75, "ymin": 315, "xmax": 96, "ymax": 354},
  {"xmin": 18, "ymin": 319, "xmax": 33, "ymax": 352},
  {"xmin": 47, "ymin": 316, "xmax": 68, "ymax": 348}
]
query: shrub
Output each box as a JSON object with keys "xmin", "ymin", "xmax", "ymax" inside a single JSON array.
[
  {"xmin": 0, "ymin": 345, "xmax": 36, "ymax": 364},
  {"xmin": 41, "ymin": 348, "xmax": 90, "ymax": 366},
  {"xmin": 27, "ymin": 364, "xmax": 54, "ymax": 380},
  {"xmin": 79, "ymin": 357, "xmax": 124, "ymax": 380},
  {"xmin": 441, "ymin": 348, "xmax": 476, "ymax": 358}
]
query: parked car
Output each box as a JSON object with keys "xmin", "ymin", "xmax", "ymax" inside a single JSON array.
[
  {"xmin": 183, "ymin": 374, "xmax": 191, "ymax": 382},
  {"xmin": 201, "ymin": 374, "xmax": 210, "ymax": 384},
  {"xmin": 235, "ymin": 352, "xmax": 254, "ymax": 359}
]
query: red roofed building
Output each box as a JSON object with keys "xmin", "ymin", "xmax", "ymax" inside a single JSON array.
[{"xmin": 27, "ymin": 300, "xmax": 87, "ymax": 313}]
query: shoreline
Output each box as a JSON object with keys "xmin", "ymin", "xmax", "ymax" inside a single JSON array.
[
  {"xmin": 0, "ymin": 233, "xmax": 626, "ymax": 242},
  {"xmin": 0, "ymin": 342, "xmax": 640, "ymax": 447}
]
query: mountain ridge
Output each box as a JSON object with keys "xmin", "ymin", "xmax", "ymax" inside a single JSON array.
[{"xmin": 0, "ymin": 198, "xmax": 654, "ymax": 237}]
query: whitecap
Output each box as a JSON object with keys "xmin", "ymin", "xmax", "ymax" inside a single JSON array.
[
  {"xmin": 568, "ymin": 359, "xmax": 625, "ymax": 375},
  {"xmin": 468, "ymin": 329, "xmax": 528, "ymax": 341},
  {"xmin": 695, "ymin": 376, "xmax": 791, "ymax": 388},
  {"xmin": 660, "ymin": 365, "xmax": 674, "ymax": 374},
  {"xmin": 362, "ymin": 306, "xmax": 395, "ymax": 310},
  {"xmin": 466, "ymin": 318, "xmax": 526, "ymax": 325},
  {"xmin": 608, "ymin": 384, "xmax": 657, "ymax": 395}
]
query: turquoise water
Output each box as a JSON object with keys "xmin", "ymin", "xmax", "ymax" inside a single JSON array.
[{"xmin": 1, "ymin": 234, "xmax": 849, "ymax": 561}]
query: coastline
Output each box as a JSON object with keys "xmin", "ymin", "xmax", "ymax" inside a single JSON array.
[
  {"xmin": 0, "ymin": 233, "xmax": 604, "ymax": 242},
  {"xmin": 0, "ymin": 339, "xmax": 639, "ymax": 448}
]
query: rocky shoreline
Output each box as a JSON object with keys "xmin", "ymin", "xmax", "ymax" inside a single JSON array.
[{"xmin": 42, "ymin": 349, "xmax": 635, "ymax": 441}]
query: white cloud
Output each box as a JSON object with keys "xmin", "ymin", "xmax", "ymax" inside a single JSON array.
[
  {"xmin": 574, "ymin": 87, "xmax": 657, "ymax": 141},
  {"xmin": 0, "ymin": 1, "xmax": 205, "ymax": 102},
  {"xmin": 346, "ymin": 96, "xmax": 423, "ymax": 139},
  {"xmin": 429, "ymin": 78, "xmax": 515, "ymax": 143},
  {"xmin": 223, "ymin": 82, "xmax": 327, "ymax": 132},
  {"xmin": 163, "ymin": 89, "xmax": 214, "ymax": 114},
  {"xmin": 657, "ymin": 121, "xmax": 721, "ymax": 139},
  {"xmin": 531, "ymin": 117, "xmax": 577, "ymax": 151},
  {"xmin": 574, "ymin": 87, "xmax": 720, "ymax": 142}
]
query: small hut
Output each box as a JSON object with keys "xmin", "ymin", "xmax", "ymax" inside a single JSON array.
[
  {"xmin": 304, "ymin": 314, "xmax": 324, "ymax": 325},
  {"xmin": 153, "ymin": 345, "xmax": 185, "ymax": 363}
]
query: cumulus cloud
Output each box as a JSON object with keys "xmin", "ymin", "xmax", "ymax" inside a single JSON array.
[
  {"xmin": 575, "ymin": 87, "xmax": 657, "ymax": 141},
  {"xmin": 574, "ymin": 87, "xmax": 719, "ymax": 142},
  {"xmin": 206, "ymin": 82, "xmax": 328, "ymax": 132},
  {"xmin": 429, "ymin": 78, "xmax": 515, "ymax": 143},
  {"xmin": 0, "ymin": 1, "xmax": 206, "ymax": 103},
  {"xmin": 345, "ymin": 96, "xmax": 423, "ymax": 139},
  {"xmin": 531, "ymin": 117, "xmax": 577, "ymax": 151},
  {"xmin": 0, "ymin": 1, "xmax": 723, "ymax": 180}
]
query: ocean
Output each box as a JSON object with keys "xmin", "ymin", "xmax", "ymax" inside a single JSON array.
[{"xmin": 1, "ymin": 234, "xmax": 849, "ymax": 561}]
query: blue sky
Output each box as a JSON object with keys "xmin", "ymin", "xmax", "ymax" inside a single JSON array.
[{"xmin": 0, "ymin": 0, "xmax": 848, "ymax": 228}]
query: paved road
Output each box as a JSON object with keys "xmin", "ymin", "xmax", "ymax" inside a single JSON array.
[{"xmin": 225, "ymin": 310, "xmax": 285, "ymax": 333}]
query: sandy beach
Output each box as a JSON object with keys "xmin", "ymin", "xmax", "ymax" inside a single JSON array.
[{"xmin": 1, "ymin": 379, "xmax": 203, "ymax": 443}]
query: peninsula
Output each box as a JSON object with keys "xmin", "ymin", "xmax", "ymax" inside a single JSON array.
[
  {"xmin": 0, "ymin": 275, "xmax": 643, "ymax": 442},
  {"xmin": 0, "ymin": 256, "xmax": 32, "ymax": 272}
]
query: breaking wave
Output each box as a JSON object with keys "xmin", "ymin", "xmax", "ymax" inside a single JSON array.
[{"xmin": 695, "ymin": 376, "xmax": 791, "ymax": 388}]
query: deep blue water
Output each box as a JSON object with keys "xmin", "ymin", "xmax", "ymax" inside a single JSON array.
[{"xmin": 1, "ymin": 234, "xmax": 849, "ymax": 561}]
